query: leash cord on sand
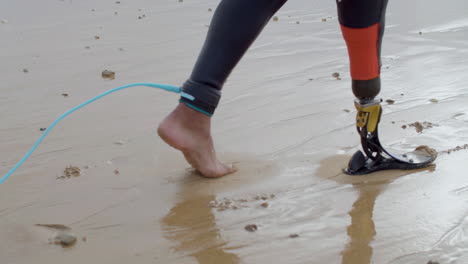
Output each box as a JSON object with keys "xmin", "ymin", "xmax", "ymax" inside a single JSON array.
[{"xmin": 0, "ymin": 83, "xmax": 183, "ymax": 184}]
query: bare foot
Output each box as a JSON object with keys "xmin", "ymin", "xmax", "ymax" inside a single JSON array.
[{"xmin": 157, "ymin": 103, "xmax": 236, "ymax": 178}]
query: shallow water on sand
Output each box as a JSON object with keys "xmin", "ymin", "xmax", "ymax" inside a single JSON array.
[{"xmin": 1, "ymin": 0, "xmax": 468, "ymax": 263}]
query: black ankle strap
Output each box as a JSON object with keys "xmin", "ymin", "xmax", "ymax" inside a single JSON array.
[{"xmin": 179, "ymin": 79, "xmax": 221, "ymax": 116}]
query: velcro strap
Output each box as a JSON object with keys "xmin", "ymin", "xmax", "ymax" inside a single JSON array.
[{"xmin": 179, "ymin": 80, "xmax": 221, "ymax": 116}]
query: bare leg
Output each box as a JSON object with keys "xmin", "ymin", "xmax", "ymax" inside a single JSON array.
[{"xmin": 159, "ymin": 0, "xmax": 287, "ymax": 177}]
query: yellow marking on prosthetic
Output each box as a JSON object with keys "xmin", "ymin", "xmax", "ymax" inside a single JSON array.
[{"xmin": 355, "ymin": 100, "xmax": 381, "ymax": 133}]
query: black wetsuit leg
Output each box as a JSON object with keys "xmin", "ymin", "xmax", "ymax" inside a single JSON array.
[
  {"xmin": 336, "ymin": 0, "xmax": 389, "ymax": 100},
  {"xmin": 179, "ymin": 0, "xmax": 288, "ymax": 116}
]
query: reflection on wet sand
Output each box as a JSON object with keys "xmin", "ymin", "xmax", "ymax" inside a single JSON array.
[
  {"xmin": 161, "ymin": 155, "xmax": 284, "ymax": 263},
  {"xmin": 341, "ymin": 183, "xmax": 385, "ymax": 264},
  {"xmin": 315, "ymin": 155, "xmax": 407, "ymax": 264},
  {"xmin": 317, "ymin": 155, "xmax": 439, "ymax": 263},
  {"xmin": 313, "ymin": 155, "xmax": 386, "ymax": 264},
  {"xmin": 162, "ymin": 188, "xmax": 239, "ymax": 263}
]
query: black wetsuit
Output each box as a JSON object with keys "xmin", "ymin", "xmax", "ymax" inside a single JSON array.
[{"xmin": 179, "ymin": 0, "xmax": 389, "ymax": 116}]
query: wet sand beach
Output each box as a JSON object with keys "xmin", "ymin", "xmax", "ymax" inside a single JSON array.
[{"xmin": 1, "ymin": 0, "xmax": 468, "ymax": 263}]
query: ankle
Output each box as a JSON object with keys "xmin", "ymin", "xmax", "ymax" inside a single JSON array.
[{"xmin": 173, "ymin": 103, "xmax": 211, "ymax": 129}]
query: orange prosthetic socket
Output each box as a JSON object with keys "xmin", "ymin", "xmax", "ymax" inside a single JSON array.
[
  {"xmin": 340, "ymin": 23, "xmax": 380, "ymax": 80},
  {"xmin": 340, "ymin": 23, "xmax": 382, "ymax": 99}
]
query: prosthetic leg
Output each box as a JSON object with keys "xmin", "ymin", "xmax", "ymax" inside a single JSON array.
[
  {"xmin": 337, "ymin": 0, "xmax": 436, "ymax": 175},
  {"xmin": 346, "ymin": 98, "xmax": 436, "ymax": 175}
]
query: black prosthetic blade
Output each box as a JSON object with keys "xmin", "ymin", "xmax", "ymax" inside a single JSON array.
[{"xmin": 344, "ymin": 147, "xmax": 437, "ymax": 176}]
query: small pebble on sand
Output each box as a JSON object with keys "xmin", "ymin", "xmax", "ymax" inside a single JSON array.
[
  {"xmin": 54, "ymin": 233, "xmax": 77, "ymax": 247},
  {"xmin": 289, "ymin": 233, "xmax": 299, "ymax": 238},
  {"xmin": 94, "ymin": 35, "xmax": 100, "ymax": 40},
  {"xmin": 272, "ymin": 16, "xmax": 279, "ymax": 21},
  {"xmin": 429, "ymin": 98, "xmax": 439, "ymax": 103},
  {"xmin": 261, "ymin": 202, "xmax": 269, "ymax": 208},
  {"xmin": 245, "ymin": 224, "xmax": 258, "ymax": 232},
  {"xmin": 415, "ymin": 145, "xmax": 438, "ymax": 159},
  {"xmin": 39, "ymin": 128, "xmax": 46, "ymax": 131},
  {"xmin": 61, "ymin": 93, "xmax": 69, "ymax": 97},
  {"xmin": 23, "ymin": 68, "xmax": 29, "ymax": 73},
  {"xmin": 386, "ymin": 99, "xmax": 395, "ymax": 105},
  {"xmin": 1, "ymin": 19, "xmax": 8, "ymax": 24},
  {"xmin": 85, "ymin": 46, "xmax": 91, "ymax": 49},
  {"xmin": 102, "ymin": 70, "xmax": 116, "ymax": 80},
  {"xmin": 115, "ymin": 1, "xmax": 120, "ymax": 3},
  {"xmin": 413, "ymin": 121, "xmax": 424, "ymax": 133},
  {"xmin": 343, "ymin": 109, "xmax": 350, "ymax": 113},
  {"xmin": 208, "ymin": 8, "xmax": 212, "ymax": 12},
  {"xmin": 296, "ymin": 21, "xmax": 300, "ymax": 24},
  {"xmin": 114, "ymin": 169, "xmax": 120, "ymax": 175},
  {"xmin": 427, "ymin": 261, "xmax": 439, "ymax": 264},
  {"xmin": 37, "ymin": 224, "xmax": 76, "ymax": 247},
  {"xmin": 322, "ymin": 18, "xmax": 327, "ymax": 22},
  {"xmin": 64, "ymin": 166, "xmax": 81, "ymax": 177}
]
